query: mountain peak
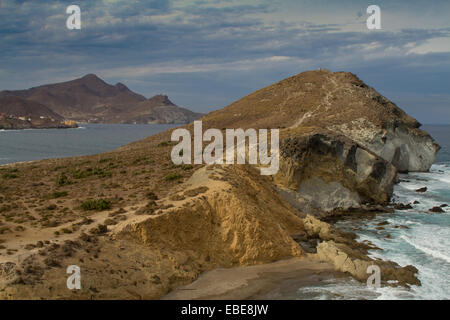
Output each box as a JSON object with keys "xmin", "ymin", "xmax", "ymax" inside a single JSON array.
[
  {"xmin": 115, "ymin": 82, "xmax": 130, "ymax": 91},
  {"xmin": 148, "ymin": 94, "xmax": 174, "ymax": 106},
  {"xmin": 81, "ymin": 74, "xmax": 101, "ymax": 80},
  {"xmin": 77, "ymin": 74, "xmax": 108, "ymax": 86}
]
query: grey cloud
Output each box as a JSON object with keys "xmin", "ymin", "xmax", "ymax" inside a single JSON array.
[{"xmin": 0, "ymin": 0, "xmax": 449, "ymax": 123}]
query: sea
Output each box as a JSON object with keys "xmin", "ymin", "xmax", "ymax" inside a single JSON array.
[
  {"xmin": 0, "ymin": 123, "xmax": 178, "ymax": 165},
  {"xmin": 0, "ymin": 124, "xmax": 449, "ymax": 300}
]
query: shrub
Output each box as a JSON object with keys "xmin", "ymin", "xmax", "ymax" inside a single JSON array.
[
  {"xmin": 57, "ymin": 174, "xmax": 71, "ymax": 186},
  {"xmin": 61, "ymin": 228, "xmax": 72, "ymax": 234},
  {"xmin": 158, "ymin": 141, "xmax": 171, "ymax": 147},
  {"xmin": 2, "ymin": 173, "xmax": 18, "ymax": 179},
  {"xmin": 46, "ymin": 204, "xmax": 57, "ymax": 211},
  {"xmin": 50, "ymin": 191, "xmax": 68, "ymax": 199},
  {"xmin": 90, "ymin": 224, "xmax": 107, "ymax": 234},
  {"xmin": 73, "ymin": 167, "xmax": 112, "ymax": 179},
  {"xmin": 98, "ymin": 158, "xmax": 112, "ymax": 163},
  {"xmin": 146, "ymin": 191, "xmax": 158, "ymax": 200},
  {"xmin": 81, "ymin": 199, "xmax": 111, "ymax": 211},
  {"xmin": 165, "ymin": 173, "xmax": 182, "ymax": 181}
]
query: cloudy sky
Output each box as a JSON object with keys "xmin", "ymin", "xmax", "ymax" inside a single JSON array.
[{"xmin": 0, "ymin": 0, "xmax": 449, "ymax": 124}]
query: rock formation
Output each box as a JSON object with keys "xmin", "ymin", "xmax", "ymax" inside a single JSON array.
[{"xmin": 201, "ymin": 69, "xmax": 440, "ymax": 213}]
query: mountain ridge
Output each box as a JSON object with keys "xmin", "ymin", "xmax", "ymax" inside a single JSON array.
[{"xmin": 0, "ymin": 74, "xmax": 203, "ymax": 124}]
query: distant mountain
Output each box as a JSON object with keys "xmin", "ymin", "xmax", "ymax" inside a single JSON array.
[
  {"xmin": 119, "ymin": 95, "xmax": 204, "ymax": 124},
  {"xmin": 0, "ymin": 74, "xmax": 203, "ymax": 124}
]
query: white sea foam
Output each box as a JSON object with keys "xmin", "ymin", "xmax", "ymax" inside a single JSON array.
[
  {"xmin": 401, "ymin": 235, "xmax": 450, "ymax": 264},
  {"xmin": 326, "ymin": 160, "xmax": 450, "ymax": 300}
]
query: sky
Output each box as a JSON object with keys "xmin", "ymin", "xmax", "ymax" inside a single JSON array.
[{"xmin": 0, "ymin": 0, "xmax": 449, "ymax": 124}]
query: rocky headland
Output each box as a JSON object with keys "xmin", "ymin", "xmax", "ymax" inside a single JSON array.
[
  {"xmin": 0, "ymin": 70, "xmax": 440, "ymax": 299},
  {"xmin": 0, "ymin": 96, "xmax": 78, "ymax": 130}
]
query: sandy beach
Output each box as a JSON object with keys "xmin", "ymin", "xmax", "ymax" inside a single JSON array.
[{"xmin": 163, "ymin": 257, "xmax": 341, "ymax": 300}]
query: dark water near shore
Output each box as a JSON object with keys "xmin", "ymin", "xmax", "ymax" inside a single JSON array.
[{"xmin": 0, "ymin": 123, "xmax": 178, "ymax": 165}]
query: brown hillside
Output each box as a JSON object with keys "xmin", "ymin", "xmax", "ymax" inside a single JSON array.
[
  {"xmin": 0, "ymin": 96, "xmax": 63, "ymax": 121},
  {"xmin": 0, "ymin": 75, "xmax": 202, "ymax": 124},
  {"xmin": 201, "ymin": 70, "xmax": 418, "ymax": 130}
]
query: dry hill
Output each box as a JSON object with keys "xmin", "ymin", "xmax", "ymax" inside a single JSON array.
[{"xmin": 0, "ymin": 70, "xmax": 440, "ymax": 299}]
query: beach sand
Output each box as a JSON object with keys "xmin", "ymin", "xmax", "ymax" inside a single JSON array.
[{"xmin": 163, "ymin": 257, "xmax": 342, "ymax": 300}]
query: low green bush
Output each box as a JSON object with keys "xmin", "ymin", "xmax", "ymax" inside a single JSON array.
[
  {"xmin": 51, "ymin": 191, "xmax": 68, "ymax": 199},
  {"xmin": 165, "ymin": 173, "xmax": 182, "ymax": 181},
  {"xmin": 80, "ymin": 199, "xmax": 112, "ymax": 211},
  {"xmin": 57, "ymin": 174, "xmax": 72, "ymax": 186}
]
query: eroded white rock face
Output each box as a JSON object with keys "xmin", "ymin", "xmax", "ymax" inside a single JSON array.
[
  {"xmin": 277, "ymin": 134, "xmax": 397, "ymax": 213},
  {"xmin": 332, "ymin": 119, "xmax": 440, "ymax": 172},
  {"xmin": 297, "ymin": 177, "xmax": 361, "ymax": 212},
  {"xmin": 366, "ymin": 126, "xmax": 439, "ymax": 172}
]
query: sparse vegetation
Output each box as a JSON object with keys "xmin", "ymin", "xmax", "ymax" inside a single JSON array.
[
  {"xmin": 50, "ymin": 191, "xmax": 68, "ymax": 199},
  {"xmin": 146, "ymin": 191, "xmax": 158, "ymax": 200},
  {"xmin": 73, "ymin": 167, "xmax": 112, "ymax": 179},
  {"xmin": 2, "ymin": 169, "xmax": 18, "ymax": 179},
  {"xmin": 181, "ymin": 164, "xmax": 193, "ymax": 171},
  {"xmin": 80, "ymin": 199, "xmax": 112, "ymax": 211},
  {"xmin": 57, "ymin": 173, "xmax": 72, "ymax": 186},
  {"xmin": 98, "ymin": 158, "xmax": 112, "ymax": 164},
  {"xmin": 158, "ymin": 141, "xmax": 173, "ymax": 147},
  {"xmin": 90, "ymin": 224, "xmax": 107, "ymax": 234},
  {"xmin": 46, "ymin": 204, "xmax": 57, "ymax": 211},
  {"xmin": 165, "ymin": 173, "xmax": 182, "ymax": 181}
]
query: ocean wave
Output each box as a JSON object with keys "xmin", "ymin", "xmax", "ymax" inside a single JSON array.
[
  {"xmin": 401, "ymin": 236, "xmax": 450, "ymax": 264},
  {"xmin": 0, "ymin": 129, "xmax": 20, "ymax": 132}
]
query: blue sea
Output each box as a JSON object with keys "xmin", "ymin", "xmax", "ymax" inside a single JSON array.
[
  {"xmin": 296, "ymin": 125, "xmax": 450, "ymax": 300},
  {"xmin": 0, "ymin": 123, "xmax": 178, "ymax": 165}
]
